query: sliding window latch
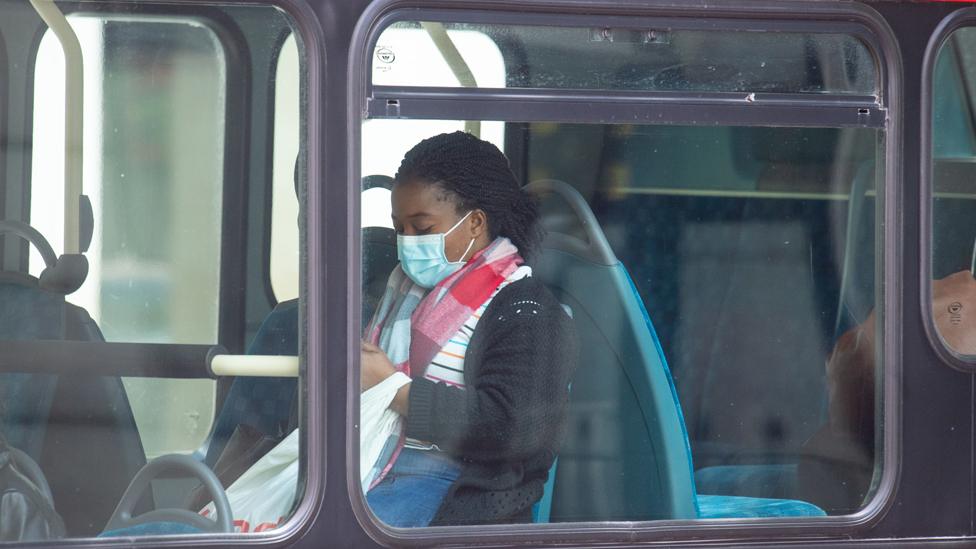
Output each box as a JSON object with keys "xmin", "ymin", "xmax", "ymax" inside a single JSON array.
[{"xmin": 590, "ymin": 27, "xmax": 671, "ymax": 45}]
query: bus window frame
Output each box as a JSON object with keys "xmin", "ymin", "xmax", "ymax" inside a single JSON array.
[
  {"xmin": 921, "ymin": 7, "xmax": 976, "ymax": 372},
  {"xmin": 347, "ymin": 0, "xmax": 903, "ymax": 545}
]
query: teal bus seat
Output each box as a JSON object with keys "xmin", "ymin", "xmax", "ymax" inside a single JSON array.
[
  {"xmin": 529, "ymin": 179, "xmax": 698, "ymax": 521},
  {"xmin": 697, "ymin": 494, "xmax": 824, "ymax": 518},
  {"xmin": 531, "ymin": 458, "xmax": 558, "ymax": 523},
  {"xmin": 201, "ymin": 299, "xmax": 299, "ymax": 468},
  {"xmin": 536, "ymin": 249, "xmax": 699, "ymax": 521},
  {"xmin": 1, "ymin": 218, "xmax": 148, "ymax": 535},
  {"xmin": 527, "ymin": 179, "xmax": 825, "ymax": 521},
  {"xmin": 201, "ymin": 175, "xmax": 398, "ymax": 470},
  {"xmin": 695, "ymin": 464, "xmax": 799, "ymax": 501},
  {"xmin": 833, "ymin": 162, "xmax": 877, "ymax": 341},
  {"xmin": 0, "ymin": 278, "xmax": 148, "ymax": 536}
]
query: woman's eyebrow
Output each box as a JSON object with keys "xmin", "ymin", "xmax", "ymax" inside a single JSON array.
[{"xmin": 391, "ymin": 211, "xmax": 431, "ymax": 220}]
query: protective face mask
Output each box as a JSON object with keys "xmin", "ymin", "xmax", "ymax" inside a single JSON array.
[{"xmin": 397, "ymin": 211, "xmax": 475, "ymax": 289}]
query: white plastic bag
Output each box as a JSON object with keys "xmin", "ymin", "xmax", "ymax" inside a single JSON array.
[
  {"xmin": 360, "ymin": 371, "xmax": 411, "ymax": 492},
  {"xmin": 200, "ymin": 372, "xmax": 410, "ymax": 531},
  {"xmin": 200, "ymin": 429, "xmax": 299, "ymax": 533}
]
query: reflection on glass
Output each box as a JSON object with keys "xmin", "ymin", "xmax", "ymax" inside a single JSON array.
[{"xmin": 931, "ymin": 27, "xmax": 976, "ymax": 361}]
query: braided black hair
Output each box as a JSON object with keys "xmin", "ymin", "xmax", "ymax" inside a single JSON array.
[{"xmin": 394, "ymin": 131, "xmax": 543, "ymax": 259}]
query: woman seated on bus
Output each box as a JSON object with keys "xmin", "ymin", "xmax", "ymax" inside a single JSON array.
[{"xmin": 360, "ymin": 131, "xmax": 577, "ymax": 527}]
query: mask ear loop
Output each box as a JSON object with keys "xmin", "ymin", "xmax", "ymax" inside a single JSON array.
[
  {"xmin": 449, "ymin": 237, "xmax": 476, "ymax": 265},
  {"xmin": 445, "ymin": 211, "xmax": 473, "ymax": 234},
  {"xmin": 445, "ymin": 211, "xmax": 475, "ymax": 265}
]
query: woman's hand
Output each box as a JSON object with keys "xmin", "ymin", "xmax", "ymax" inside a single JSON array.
[{"xmin": 361, "ymin": 341, "xmax": 397, "ymax": 391}]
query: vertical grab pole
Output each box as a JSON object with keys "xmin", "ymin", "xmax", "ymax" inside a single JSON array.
[
  {"xmin": 28, "ymin": 0, "xmax": 82, "ymax": 255},
  {"xmin": 420, "ymin": 22, "xmax": 481, "ymax": 138}
]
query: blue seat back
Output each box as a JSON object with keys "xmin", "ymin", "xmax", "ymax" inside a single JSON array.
[
  {"xmin": 1, "ymin": 281, "xmax": 66, "ymax": 457},
  {"xmin": 531, "ymin": 458, "xmax": 559, "ymax": 523},
  {"xmin": 528, "ymin": 180, "xmax": 698, "ymax": 522},
  {"xmin": 203, "ymin": 225, "xmax": 398, "ymax": 466},
  {"xmin": 0, "ymin": 279, "xmax": 147, "ymax": 536},
  {"xmin": 537, "ymin": 252, "xmax": 698, "ymax": 521},
  {"xmin": 203, "ymin": 299, "xmax": 298, "ymax": 467},
  {"xmin": 834, "ymin": 163, "xmax": 877, "ymax": 340},
  {"xmin": 362, "ymin": 226, "xmax": 398, "ymax": 329}
]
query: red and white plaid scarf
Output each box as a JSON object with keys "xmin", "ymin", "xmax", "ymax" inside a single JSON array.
[
  {"xmin": 367, "ymin": 237, "xmax": 523, "ymax": 379},
  {"xmin": 363, "ymin": 237, "xmax": 522, "ymax": 488}
]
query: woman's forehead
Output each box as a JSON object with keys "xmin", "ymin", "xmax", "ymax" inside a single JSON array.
[{"xmin": 391, "ymin": 179, "xmax": 457, "ymax": 218}]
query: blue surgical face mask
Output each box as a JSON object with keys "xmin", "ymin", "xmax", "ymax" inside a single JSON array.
[{"xmin": 397, "ymin": 211, "xmax": 475, "ymax": 289}]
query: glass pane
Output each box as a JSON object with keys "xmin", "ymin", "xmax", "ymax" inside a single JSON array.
[
  {"xmin": 32, "ymin": 16, "xmax": 223, "ymax": 461},
  {"xmin": 359, "ymin": 123, "xmax": 882, "ymax": 525},
  {"xmin": 32, "ymin": 20, "xmax": 224, "ymax": 345},
  {"xmin": 930, "ymin": 28, "xmax": 976, "ymax": 360},
  {"xmin": 1, "ymin": 1, "xmax": 304, "ymax": 539},
  {"xmin": 373, "ymin": 21, "xmax": 877, "ymax": 95}
]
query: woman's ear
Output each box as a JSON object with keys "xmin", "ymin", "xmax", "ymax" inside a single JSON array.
[{"xmin": 469, "ymin": 209, "xmax": 489, "ymax": 239}]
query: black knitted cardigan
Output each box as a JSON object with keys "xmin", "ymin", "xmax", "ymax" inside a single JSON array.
[{"xmin": 404, "ymin": 277, "xmax": 578, "ymax": 526}]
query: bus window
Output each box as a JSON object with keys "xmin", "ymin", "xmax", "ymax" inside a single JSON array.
[
  {"xmin": 1, "ymin": 1, "xmax": 306, "ymax": 539},
  {"xmin": 929, "ymin": 26, "xmax": 976, "ymax": 363},
  {"xmin": 359, "ymin": 14, "xmax": 884, "ymax": 532},
  {"xmin": 363, "ymin": 25, "xmax": 506, "ymax": 200},
  {"xmin": 362, "ymin": 24, "xmax": 507, "ymax": 198},
  {"xmin": 31, "ymin": 15, "xmax": 224, "ymax": 461},
  {"xmin": 372, "ymin": 21, "xmax": 877, "ymax": 95}
]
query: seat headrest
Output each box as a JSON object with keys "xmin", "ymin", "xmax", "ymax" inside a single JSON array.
[
  {"xmin": 525, "ymin": 179, "xmax": 617, "ymax": 266},
  {"xmin": 363, "ymin": 174, "xmax": 394, "ymax": 191},
  {"xmin": 38, "ymin": 254, "xmax": 88, "ymax": 295},
  {"xmin": 79, "ymin": 194, "xmax": 94, "ymax": 253},
  {"xmin": 0, "ymin": 219, "xmax": 88, "ymax": 295}
]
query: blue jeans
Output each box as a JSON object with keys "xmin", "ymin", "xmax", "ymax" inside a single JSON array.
[{"xmin": 366, "ymin": 448, "xmax": 461, "ymax": 527}]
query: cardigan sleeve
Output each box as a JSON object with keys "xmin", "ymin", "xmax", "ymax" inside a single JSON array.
[{"xmin": 404, "ymin": 280, "xmax": 577, "ymax": 462}]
